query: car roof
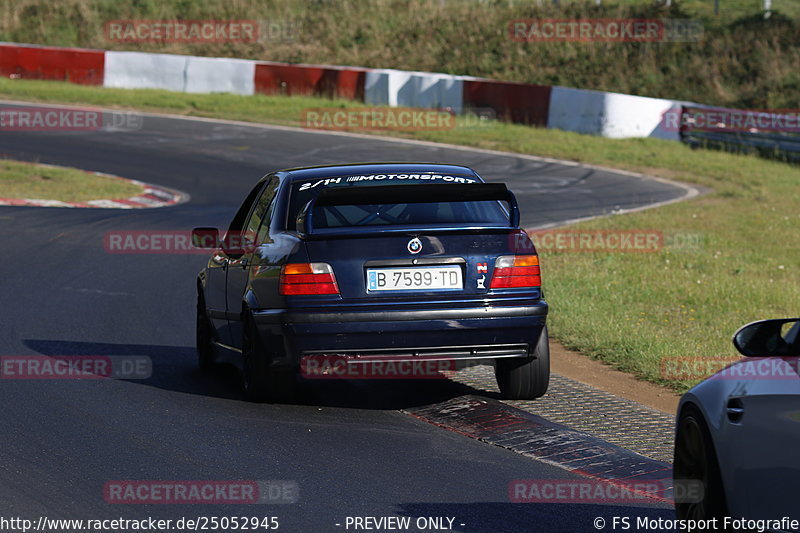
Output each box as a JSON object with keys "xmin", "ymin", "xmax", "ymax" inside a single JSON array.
[{"xmin": 274, "ymin": 163, "xmax": 481, "ymax": 182}]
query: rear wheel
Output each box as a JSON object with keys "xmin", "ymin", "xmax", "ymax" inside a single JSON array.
[
  {"xmin": 196, "ymin": 294, "xmax": 215, "ymax": 373},
  {"xmin": 674, "ymin": 404, "xmax": 728, "ymax": 526},
  {"xmin": 242, "ymin": 310, "xmax": 296, "ymax": 403},
  {"xmin": 495, "ymin": 326, "xmax": 550, "ymax": 400}
]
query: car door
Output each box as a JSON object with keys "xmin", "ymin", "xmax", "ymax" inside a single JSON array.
[
  {"xmin": 225, "ymin": 177, "xmax": 280, "ymax": 348},
  {"xmin": 206, "ymin": 181, "xmax": 266, "ymax": 347},
  {"xmin": 203, "ymin": 248, "xmax": 232, "ymax": 346},
  {"xmin": 725, "ymin": 360, "xmax": 800, "ymax": 519}
]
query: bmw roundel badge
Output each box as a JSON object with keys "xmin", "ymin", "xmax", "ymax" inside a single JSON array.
[{"xmin": 407, "ymin": 237, "xmax": 422, "ymax": 254}]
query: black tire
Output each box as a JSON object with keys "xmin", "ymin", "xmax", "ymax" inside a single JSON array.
[
  {"xmin": 196, "ymin": 294, "xmax": 215, "ymax": 373},
  {"xmin": 673, "ymin": 404, "xmax": 729, "ymax": 527},
  {"xmin": 495, "ymin": 326, "xmax": 550, "ymax": 400},
  {"xmin": 241, "ymin": 310, "xmax": 296, "ymax": 403}
]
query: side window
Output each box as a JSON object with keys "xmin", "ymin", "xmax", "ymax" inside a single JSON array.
[
  {"xmin": 223, "ymin": 180, "xmax": 268, "ymax": 256},
  {"xmin": 243, "ymin": 178, "xmax": 278, "ymax": 247},
  {"xmin": 254, "ymin": 179, "xmax": 280, "ymax": 245},
  {"xmin": 226, "ymin": 182, "xmax": 266, "ymax": 236}
]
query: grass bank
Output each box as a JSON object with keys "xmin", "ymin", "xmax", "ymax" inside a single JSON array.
[
  {"xmin": 0, "ymin": 158, "xmax": 143, "ymax": 202},
  {"xmin": 1, "ymin": 0, "xmax": 799, "ymax": 108},
  {"xmin": 1, "ymin": 78, "xmax": 798, "ymax": 392}
]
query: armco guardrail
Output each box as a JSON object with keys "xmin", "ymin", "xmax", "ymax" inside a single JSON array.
[{"xmin": 680, "ymin": 105, "xmax": 800, "ymax": 162}]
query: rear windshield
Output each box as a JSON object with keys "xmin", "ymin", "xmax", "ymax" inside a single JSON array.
[{"xmin": 288, "ymin": 174, "xmax": 510, "ymax": 229}]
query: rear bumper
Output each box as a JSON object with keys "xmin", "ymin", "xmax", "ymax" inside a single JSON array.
[{"xmin": 252, "ymin": 299, "xmax": 548, "ymax": 366}]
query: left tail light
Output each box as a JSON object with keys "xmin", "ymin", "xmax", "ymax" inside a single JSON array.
[
  {"xmin": 279, "ymin": 263, "xmax": 340, "ymax": 295},
  {"xmin": 490, "ymin": 255, "xmax": 541, "ymax": 289}
]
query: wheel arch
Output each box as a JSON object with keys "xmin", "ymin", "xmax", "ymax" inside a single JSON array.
[{"xmin": 677, "ymin": 395, "xmax": 735, "ymax": 513}]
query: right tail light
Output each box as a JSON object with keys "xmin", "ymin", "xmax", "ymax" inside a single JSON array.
[{"xmin": 490, "ymin": 255, "xmax": 541, "ymax": 289}]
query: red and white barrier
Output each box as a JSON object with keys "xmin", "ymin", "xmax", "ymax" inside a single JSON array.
[
  {"xmin": 463, "ymin": 79, "xmax": 551, "ymax": 126},
  {"xmin": 0, "ymin": 41, "xmax": 698, "ymax": 141},
  {"xmin": 548, "ymin": 86, "xmax": 683, "ymax": 141},
  {"xmin": 0, "ymin": 42, "xmax": 104, "ymax": 85},
  {"xmin": 104, "ymin": 52, "xmax": 256, "ymax": 95},
  {"xmin": 185, "ymin": 56, "xmax": 254, "ymax": 95},
  {"xmin": 104, "ymin": 51, "xmax": 188, "ymax": 92},
  {"xmin": 254, "ymin": 62, "xmax": 368, "ymax": 100},
  {"xmin": 365, "ymin": 69, "xmax": 464, "ymax": 113}
]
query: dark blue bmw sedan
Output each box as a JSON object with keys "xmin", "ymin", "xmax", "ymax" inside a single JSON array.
[{"xmin": 193, "ymin": 163, "xmax": 548, "ymax": 402}]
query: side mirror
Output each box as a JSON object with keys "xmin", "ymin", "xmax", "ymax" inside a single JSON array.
[
  {"xmin": 191, "ymin": 227, "xmax": 219, "ymax": 248},
  {"xmin": 732, "ymin": 318, "xmax": 800, "ymax": 357}
]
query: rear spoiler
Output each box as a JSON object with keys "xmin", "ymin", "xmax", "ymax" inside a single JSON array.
[{"xmin": 296, "ymin": 183, "xmax": 520, "ymax": 236}]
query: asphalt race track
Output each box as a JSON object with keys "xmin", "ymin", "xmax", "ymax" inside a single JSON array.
[{"xmin": 0, "ymin": 103, "xmax": 689, "ymax": 532}]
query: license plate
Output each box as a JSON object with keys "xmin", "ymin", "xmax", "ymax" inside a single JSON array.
[{"xmin": 367, "ymin": 266, "xmax": 463, "ymax": 292}]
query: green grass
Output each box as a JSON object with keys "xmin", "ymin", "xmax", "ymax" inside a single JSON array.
[
  {"xmin": 2, "ymin": 78, "xmax": 799, "ymax": 392},
  {"xmin": 0, "ymin": 158, "xmax": 143, "ymax": 202},
  {"xmin": 1, "ymin": 0, "xmax": 799, "ymax": 108}
]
